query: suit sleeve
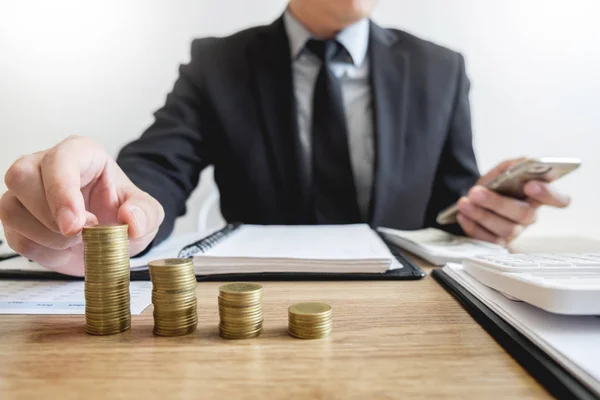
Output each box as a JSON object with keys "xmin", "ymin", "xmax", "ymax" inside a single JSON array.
[
  {"xmin": 116, "ymin": 40, "xmax": 211, "ymax": 248},
  {"xmin": 424, "ymin": 53, "xmax": 480, "ymax": 235}
]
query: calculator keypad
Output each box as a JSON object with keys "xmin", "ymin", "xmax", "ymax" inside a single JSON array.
[{"xmin": 467, "ymin": 253, "xmax": 600, "ymax": 272}]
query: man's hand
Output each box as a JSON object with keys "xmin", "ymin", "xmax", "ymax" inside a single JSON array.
[
  {"xmin": 456, "ymin": 158, "xmax": 571, "ymax": 245},
  {"xmin": 0, "ymin": 136, "xmax": 164, "ymax": 276}
]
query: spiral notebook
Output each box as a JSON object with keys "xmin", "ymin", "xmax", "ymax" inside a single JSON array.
[{"xmin": 0, "ymin": 224, "xmax": 425, "ymax": 281}]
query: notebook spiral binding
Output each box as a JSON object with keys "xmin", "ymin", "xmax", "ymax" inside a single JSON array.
[{"xmin": 177, "ymin": 223, "xmax": 241, "ymax": 259}]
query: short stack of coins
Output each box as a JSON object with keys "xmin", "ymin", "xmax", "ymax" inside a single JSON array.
[
  {"xmin": 148, "ymin": 258, "xmax": 198, "ymax": 337},
  {"xmin": 83, "ymin": 224, "xmax": 131, "ymax": 336},
  {"xmin": 288, "ymin": 302, "xmax": 332, "ymax": 339},
  {"xmin": 218, "ymin": 283, "xmax": 263, "ymax": 339}
]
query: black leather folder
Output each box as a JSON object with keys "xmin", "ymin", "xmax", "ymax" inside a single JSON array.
[
  {"xmin": 432, "ymin": 268, "xmax": 598, "ymax": 400},
  {"xmin": 0, "ymin": 224, "xmax": 425, "ymax": 282}
]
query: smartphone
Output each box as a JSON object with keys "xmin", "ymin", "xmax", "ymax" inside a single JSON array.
[{"xmin": 436, "ymin": 157, "xmax": 582, "ymax": 225}]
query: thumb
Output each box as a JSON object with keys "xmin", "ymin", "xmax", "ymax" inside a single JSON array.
[
  {"xmin": 117, "ymin": 188, "xmax": 164, "ymax": 251},
  {"xmin": 478, "ymin": 156, "xmax": 528, "ymax": 186},
  {"xmin": 41, "ymin": 137, "xmax": 109, "ymax": 236}
]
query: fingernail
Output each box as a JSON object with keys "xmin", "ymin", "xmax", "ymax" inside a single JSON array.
[
  {"xmin": 460, "ymin": 200, "xmax": 475, "ymax": 214},
  {"xmin": 130, "ymin": 206, "xmax": 147, "ymax": 235},
  {"xmin": 472, "ymin": 188, "xmax": 487, "ymax": 203},
  {"xmin": 513, "ymin": 225, "xmax": 524, "ymax": 237},
  {"xmin": 528, "ymin": 182, "xmax": 542, "ymax": 195},
  {"xmin": 57, "ymin": 207, "xmax": 78, "ymax": 235},
  {"xmin": 85, "ymin": 212, "xmax": 99, "ymax": 227}
]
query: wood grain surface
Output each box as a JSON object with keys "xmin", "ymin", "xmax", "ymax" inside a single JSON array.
[{"xmin": 0, "ymin": 252, "xmax": 559, "ymax": 400}]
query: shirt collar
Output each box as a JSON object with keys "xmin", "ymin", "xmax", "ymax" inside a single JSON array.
[{"xmin": 283, "ymin": 9, "xmax": 370, "ymax": 67}]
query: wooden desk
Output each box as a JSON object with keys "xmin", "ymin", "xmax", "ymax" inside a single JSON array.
[{"xmin": 6, "ymin": 235, "xmax": 599, "ymax": 400}]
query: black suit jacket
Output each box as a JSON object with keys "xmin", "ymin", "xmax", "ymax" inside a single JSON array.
[{"xmin": 116, "ymin": 17, "xmax": 480, "ymax": 246}]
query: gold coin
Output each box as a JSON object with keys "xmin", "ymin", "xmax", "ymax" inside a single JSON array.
[
  {"xmin": 86, "ymin": 322, "xmax": 131, "ymax": 336},
  {"xmin": 149, "ymin": 257, "xmax": 198, "ymax": 337},
  {"xmin": 219, "ymin": 311, "xmax": 264, "ymax": 320},
  {"xmin": 149, "ymin": 258, "xmax": 193, "ymax": 267},
  {"xmin": 153, "ymin": 324, "xmax": 197, "ymax": 337},
  {"xmin": 289, "ymin": 327, "xmax": 333, "ymax": 336},
  {"xmin": 219, "ymin": 299, "xmax": 262, "ymax": 307},
  {"xmin": 288, "ymin": 330, "xmax": 330, "ymax": 340},
  {"xmin": 154, "ymin": 316, "xmax": 198, "ymax": 325},
  {"xmin": 154, "ymin": 315, "xmax": 198, "ymax": 325},
  {"xmin": 219, "ymin": 282, "xmax": 262, "ymax": 294},
  {"xmin": 83, "ymin": 223, "xmax": 128, "ymax": 231},
  {"xmin": 288, "ymin": 302, "xmax": 331, "ymax": 316},
  {"xmin": 219, "ymin": 326, "xmax": 262, "ymax": 340},
  {"xmin": 289, "ymin": 320, "xmax": 332, "ymax": 329},
  {"xmin": 83, "ymin": 223, "xmax": 131, "ymax": 336},
  {"xmin": 287, "ymin": 302, "xmax": 332, "ymax": 340},
  {"xmin": 219, "ymin": 291, "xmax": 262, "ymax": 299},
  {"xmin": 215, "ymin": 283, "xmax": 263, "ymax": 340}
]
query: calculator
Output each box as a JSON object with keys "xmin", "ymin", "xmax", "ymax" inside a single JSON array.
[{"xmin": 463, "ymin": 253, "xmax": 600, "ymax": 315}]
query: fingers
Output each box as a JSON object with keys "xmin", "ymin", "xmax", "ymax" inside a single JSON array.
[
  {"xmin": 488, "ymin": 157, "xmax": 525, "ymax": 176},
  {"xmin": 4, "ymin": 152, "xmax": 61, "ymax": 233},
  {"xmin": 476, "ymin": 157, "xmax": 527, "ymax": 186},
  {"xmin": 524, "ymin": 181, "xmax": 571, "ymax": 208},
  {"xmin": 467, "ymin": 186, "xmax": 538, "ymax": 225},
  {"xmin": 0, "ymin": 192, "xmax": 82, "ymax": 250},
  {"xmin": 4, "ymin": 136, "xmax": 110, "ymax": 237},
  {"xmin": 458, "ymin": 177, "xmax": 570, "ymax": 245},
  {"xmin": 457, "ymin": 196, "xmax": 523, "ymax": 239},
  {"xmin": 3, "ymin": 227, "xmax": 73, "ymax": 270},
  {"xmin": 40, "ymin": 136, "xmax": 109, "ymax": 236},
  {"xmin": 457, "ymin": 213, "xmax": 504, "ymax": 245},
  {"xmin": 117, "ymin": 186, "xmax": 165, "ymax": 256},
  {"xmin": 1, "ymin": 136, "xmax": 157, "ymax": 275}
]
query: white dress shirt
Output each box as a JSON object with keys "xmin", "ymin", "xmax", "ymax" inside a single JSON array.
[{"xmin": 283, "ymin": 10, "xmax": 375, "ymax": 220}]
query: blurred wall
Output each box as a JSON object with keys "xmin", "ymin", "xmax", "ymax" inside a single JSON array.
[{"xmin": 1, "ymin": 0, "xmax": 599, "ymax": 238}]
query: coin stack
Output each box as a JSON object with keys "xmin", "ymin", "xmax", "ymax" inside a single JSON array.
[
  {"xmin": 218, "ymin": 283, "xmax": 263, "ymax": 339},
  {"xmin": 148, "ymin": 258, "xmax": 198, "ymax": 337},
  {"xmin": 83, "ymin": 224, "xmax": 131, "ymax": 336},
  {"xmin": 288, "ymin": 302, "xmax": 332, "ymax": 339}
]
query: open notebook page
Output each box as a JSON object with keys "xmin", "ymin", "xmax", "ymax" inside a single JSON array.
[
  {"xmin": 196, "ymin": 224, "xmax": 392, "ymax": 261},
  {"xmin": 191, "ymin": 224, "xmax": 399, "ymax": 274}
]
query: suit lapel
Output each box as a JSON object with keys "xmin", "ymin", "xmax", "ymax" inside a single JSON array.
[
  {"xmin": 247, "ymin": 17, "xmax": 307, "ymax": 223},
  {"xmin": 368, "ymin": 22, "xmax": 409, "ymax": 224}
]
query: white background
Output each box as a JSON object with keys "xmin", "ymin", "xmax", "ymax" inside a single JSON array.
[{"xmin": 0, "ymin": 0, "xmax": 599, "ymax": 239}]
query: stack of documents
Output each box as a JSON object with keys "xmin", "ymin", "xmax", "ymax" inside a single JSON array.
[
  {"xmin": 377, "ymin": 227, "xmax": 508, "ymax": 265},
  {"xmin": 187, "ymin": 225, "xmax": 399, "ymax": 274},
  {"xmin": 441, "ymin": 263, "xmax": 600, "ymax": 396}
]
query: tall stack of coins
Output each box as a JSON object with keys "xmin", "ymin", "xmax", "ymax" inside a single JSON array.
[
  {"xmin": 218, "ymin": 283, "xmax": 263, "ymax": 339},
  {"xmin": 83, "ymin": 224, "xmax": 131, "ymax": 336},
  {"xmin": 148, "ymin": 258, "xmax": 198, "ymax": 337},
  {"xmin": 288, "ymin": 302, "xmax": 332, "ymax": 339}
]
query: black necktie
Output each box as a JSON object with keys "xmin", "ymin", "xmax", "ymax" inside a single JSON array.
[{"xmin": 306, "ymin": 39, "xmax": 361, "ymax": 224}]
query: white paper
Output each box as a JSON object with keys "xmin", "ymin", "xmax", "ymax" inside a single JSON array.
[
  {"xmin": 188, "ymin": 224, "xmax": 397, "ymax": 274},
  {"xmin": 0, "ymin": 234, "xmax": 18, "ymax": 257},
  {"xmin": 0, "ymin": 256, "xmax": 53, "ymax": 272},
  {"xmin": 444, "ymin": 263, "xmax": 600, "ymax": 396},
  {"xmin": 0, "ymin": 280, "xmax": 152, "ymax": 315},
  {"xmin": 199, "ymin": 224, "xmax": 391, "ymax": 261},
  {"xmin": 129, "ymin": 231, "xmax": 211, "ymax": 270}
]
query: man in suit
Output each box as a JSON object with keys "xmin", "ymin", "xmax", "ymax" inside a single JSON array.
[{"xmin": 0, "ymin": 0, "xmax": 571, "ymax": 276}]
